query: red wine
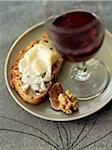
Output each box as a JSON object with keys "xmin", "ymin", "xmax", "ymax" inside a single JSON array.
[{"xmin": 50, "ymin": 11, "xmax": 104, "ymax": 62}]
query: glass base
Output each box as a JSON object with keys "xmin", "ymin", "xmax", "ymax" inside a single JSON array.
[{"xmin": 59, "ymin": 59, "xmax": 109, "ymax": 101}]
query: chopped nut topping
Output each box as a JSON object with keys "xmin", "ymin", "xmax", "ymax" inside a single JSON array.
[
  {"xmin": 58, "ymin": 91, "xmax": 78, "ymax": 115},
  {"xmin": 49, "ymin": 82, "xmax": 78, "ymax": 115}
]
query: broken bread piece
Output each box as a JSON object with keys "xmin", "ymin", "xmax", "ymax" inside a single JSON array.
[
  {"xmin": 48, "ymin": 82, "xmax": 78, "ymax": 114},
  {"xmin": 11, "ymin": 34, "xmax": 63, "ymax": 105}
]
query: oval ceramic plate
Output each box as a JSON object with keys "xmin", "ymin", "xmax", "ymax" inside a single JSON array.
[{"xmin": 5, "ymin": 22, "xmax": 112, "ymax": 121}]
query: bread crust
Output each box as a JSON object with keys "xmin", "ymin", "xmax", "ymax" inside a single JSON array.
[{"xmin": 11, "ymin": 40, "xmax": 63, "ymax": 105}]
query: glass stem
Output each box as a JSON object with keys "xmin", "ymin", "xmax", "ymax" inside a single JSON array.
[{"xmin": 71, "ymin": 62, "xmax": 91, "ymax": 81}]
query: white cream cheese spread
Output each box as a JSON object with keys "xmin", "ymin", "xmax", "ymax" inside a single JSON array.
[{"xmin": 18, "ymin": 40, "xmax": 59, "ymax": 93}]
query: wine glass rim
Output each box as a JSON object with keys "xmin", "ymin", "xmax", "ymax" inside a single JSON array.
[{"xmin": 47, "ymin": 10, "xmax": 102, "ymax": 34}]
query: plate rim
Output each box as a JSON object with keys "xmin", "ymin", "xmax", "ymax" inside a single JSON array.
[{"xmin": 4, "ymin": 21, "xmax": 112, "ymax": 121}]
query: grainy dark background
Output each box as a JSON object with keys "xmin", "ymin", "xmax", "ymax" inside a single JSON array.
[{"xmin": 0, "ymin": 1, "xmax": 112, "ymax": 150}]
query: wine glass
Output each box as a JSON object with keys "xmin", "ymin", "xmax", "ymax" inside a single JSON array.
[{"xmin": 44, "ymin": 0, "xmax": 109, "ymax": 100}]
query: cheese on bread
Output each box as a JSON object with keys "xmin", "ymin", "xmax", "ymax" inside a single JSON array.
[{"xmin": 18, "ymin": 36, "xmax": 60, "ymax": 94}]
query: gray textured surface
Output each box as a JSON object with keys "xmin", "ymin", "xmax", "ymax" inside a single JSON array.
[{"xmin": 0, "ymin": 1, "xmax": 112, "ymax": 150}]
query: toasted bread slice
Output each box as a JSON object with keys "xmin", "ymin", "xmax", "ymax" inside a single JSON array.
[{"xmin": 11, "ymin": 36, "xmax": 63, "ymax": 105}]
